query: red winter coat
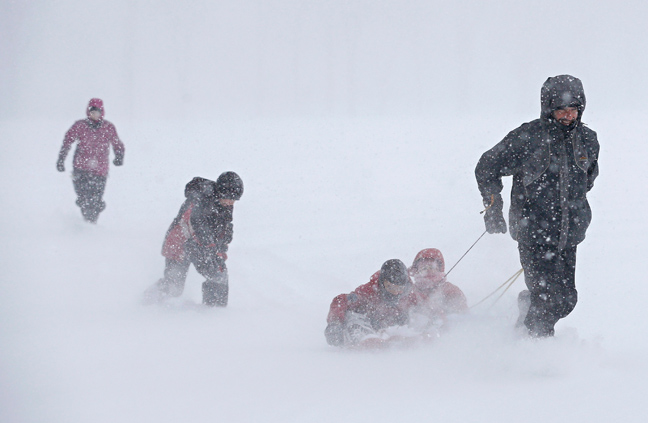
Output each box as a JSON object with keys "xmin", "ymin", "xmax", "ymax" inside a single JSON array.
[
  {"xmin": 413, "ymin": 280, "xmax": 468, "ymax": 315},
  {"xmin": 409, "ymin": 248, "xmax": 468, "ymax": 315},
  {"xmin": 162, "ymin": 204, "xmax": 195, "ymax": 261},
  {"xmin": 58, "ymin": 99, "xmax": 125, "ymax": 177},
  {"xmin": 326, "ymin": 271, "xmax": 419, "ymax": 331}
]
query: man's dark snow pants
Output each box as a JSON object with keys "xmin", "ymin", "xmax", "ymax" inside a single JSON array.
[{"xmin": 518, "ymin": 243, "xmax": 578, "ymax": 337}]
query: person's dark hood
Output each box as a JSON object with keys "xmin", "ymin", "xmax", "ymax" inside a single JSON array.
[
  {"xmin": 184, "ymin": 176, "xmax": 234, "ymax": 216},
  {"xmin": 378, "ymin": 259, "xmax": 411, "ymax": 303},
  {"xmin": 540, "ymin": 75, "xmax": 586, "ymax": 123},
  {"xmin": 215, "ymin": 171, "xmax": 244, "ymax": 200},
  {"xmin": 185, "ymin": 177, "xmax": 217, "ymax": 200}
]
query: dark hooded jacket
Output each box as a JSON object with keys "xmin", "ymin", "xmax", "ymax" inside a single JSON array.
[
  {"xmin": 161, "ymin": 177, "xmax": 235, "ymax": 261},
  {"xmin": 475, "ymin": 75, "xmax": 599, "ymax": 248}
]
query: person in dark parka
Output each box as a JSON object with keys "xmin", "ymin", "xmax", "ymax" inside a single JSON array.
[
  {"xmin": 143, "ymin": 172, "xmax": 244, "ymax": 307},
  {"xmin": 475, "ymin": 75, "xmax": 599, "ymax": 337}
]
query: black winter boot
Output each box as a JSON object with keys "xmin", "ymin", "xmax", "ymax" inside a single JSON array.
[
  {"xmin": 79, "ymin": 200, "xmax": 104, "ymax": 223},
  {"xmin": 515, "ymin": 290, "xmax": 531, "ymax": 329},
  {"xmin": 524, "ymin": 303, "xmax": 556, "ymax": 338},
  {"xmin": 202, "ymin": 281, "xmax": 228, "ymax": 307}
]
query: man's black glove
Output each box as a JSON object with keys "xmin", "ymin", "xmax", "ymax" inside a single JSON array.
[
  {"xmin": 113, "ymin": 155, "xmax": 124, "ymax": 166},
  {"xmin": 56, "ymin": 159, "xmax": 65, "ymax": 172},
  {"xmin": 483, "ymin": 194, "xmax": 507, "ymax": 234},
  {"xmin": 325, "ymin": 323, "xmax": 344, "ymax": 346}
]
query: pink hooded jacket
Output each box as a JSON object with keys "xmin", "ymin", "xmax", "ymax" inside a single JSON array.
[{"xmin": 58, "ymin": 98, "xmax": 125, "ymax": 177}]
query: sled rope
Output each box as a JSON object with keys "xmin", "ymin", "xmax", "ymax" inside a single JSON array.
[
  {"xmin": 445, "ymin": 230, "xmax": 488, "ymax": 276},
  {"xmin": 469, "ymin": 268, "xmax": 524, "ymax": 309}
]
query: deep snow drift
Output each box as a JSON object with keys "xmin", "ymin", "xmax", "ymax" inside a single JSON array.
[{"xmin": 1, "ymin": 115, "xmax": 648, "ymax": 422}]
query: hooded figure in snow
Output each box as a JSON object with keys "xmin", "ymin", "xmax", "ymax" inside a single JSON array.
[
  {"xmin": 475, "ymin": 75, "xmax": 599, "ymax": 337},
  {"xmin": 143, "ymin": 172, "xmax": 244, "ymax": 307},
  {"xmin": 57, "ymin": 98, "xmax": 125, "ymax": 223},
  {"xmin": 324, "ymin": 259, "xmax": 440, "ymax": 348},
  {"xmin": 409, "ymin": 248, "xmax": 467, "ymax": 316}
]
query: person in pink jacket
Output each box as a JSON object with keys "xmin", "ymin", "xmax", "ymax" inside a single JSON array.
[{"xmin": 57, "ymin": 98, "xmax": 125, "ymax": 223}]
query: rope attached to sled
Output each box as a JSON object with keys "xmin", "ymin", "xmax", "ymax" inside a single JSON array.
[
  {"xmin": 445, "ymin": 205, "xmax": 522, "ymax": 309},
  {"xmin": 469, "ymin": 268, "xmax": 524, "ymax": 309},
  {"xmin": 445, "ymin": 230, "xmax": 488, "ymax": 276}
]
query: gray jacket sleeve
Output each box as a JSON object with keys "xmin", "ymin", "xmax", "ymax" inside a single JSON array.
[{"xmin": 475, "ymin": 127, "xmax": 528, "ymax": 200}]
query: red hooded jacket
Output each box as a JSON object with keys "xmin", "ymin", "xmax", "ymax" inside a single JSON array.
[
  {"xmin": 409, "ymin": 248, "xmax": 468, "ymax": 315},
  {"xmin": 58, "ymin": 98, "xmax": 125, "ymax": 177}
]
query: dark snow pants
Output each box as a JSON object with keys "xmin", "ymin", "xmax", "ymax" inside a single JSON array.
[
  {"xmin": 72, "ymin": 169, "xmax": 107, "ymax": 223},
  {"xmin": 160, "ymin": 241, "xmax": 229, "ymax": 306},
  {"xmin": 518, "ymin": 243, "xmax": 577, "ymax": 337}
]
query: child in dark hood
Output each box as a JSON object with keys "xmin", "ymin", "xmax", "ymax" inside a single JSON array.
[
  {"xmin": 325, "ymin": 259, "xmax": 433, "ymax": 348},
  {"xmin": 143, "ymin": 172, "xmax": 244, "ymax": 307},
  {"xmin": 57, "ymin": 98, "xmax": 125, "ymax": 223}
]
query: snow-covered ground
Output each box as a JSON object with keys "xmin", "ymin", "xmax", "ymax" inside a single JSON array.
[
  {"xmin": 3, "ymin": 1, "xmax": 648, "ymax": 422},
  {"xmin": 2, "ymin": 114, "xmax": 647, "ymax": 422}
]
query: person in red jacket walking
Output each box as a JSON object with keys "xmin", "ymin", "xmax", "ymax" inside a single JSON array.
[
  {"xmin": 57, "ymin": 98, "xmax": 125, "ymax": 223},
  {"xmin": 143, "ymin": 172, "xmax": 244, "ymax": 307},
  {"xmin": 325, "ymin": 259, "xmax": 427, "ymax": 348},
  {"xmin": 409, "ymin": 248, "xmax": 468, "ymax": 316}
]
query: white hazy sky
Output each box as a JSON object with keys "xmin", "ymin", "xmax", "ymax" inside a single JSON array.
[{"xmin": 2, "ymin": 0, "xmax": 647, "ymax": 121}]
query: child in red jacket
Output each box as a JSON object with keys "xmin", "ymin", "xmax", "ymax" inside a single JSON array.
[{"xmin": 409, "ymin": 248, "xmax": 468, "ymax": 316}]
